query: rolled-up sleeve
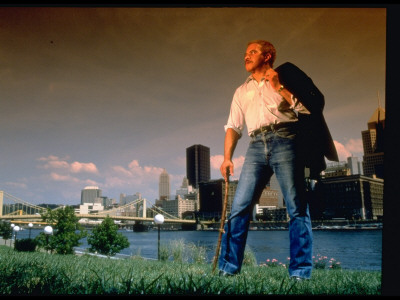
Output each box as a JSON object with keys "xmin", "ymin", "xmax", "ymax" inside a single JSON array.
[{"xmin": 224, "ymin": 90, "xmax": 244, "ymax": 138}]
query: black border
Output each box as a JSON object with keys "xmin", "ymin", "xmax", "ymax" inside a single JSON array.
[{"xmin": 1, "ymin": 2, "xmax": 399, "ymax": 296}]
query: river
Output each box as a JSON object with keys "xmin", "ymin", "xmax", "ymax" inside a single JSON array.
[{"xmin": 14, "ymin": 227, "xmax": 382, "ymax": 271}]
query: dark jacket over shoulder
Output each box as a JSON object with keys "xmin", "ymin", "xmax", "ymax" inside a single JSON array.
[{"xmin": 275, "ymin": 62, "xmax": 339, "ymax": 178}]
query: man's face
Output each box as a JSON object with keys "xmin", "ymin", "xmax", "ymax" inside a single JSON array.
[{"xmin": 244, "ymin": 43, "xmax": 266, "ymax": 73}]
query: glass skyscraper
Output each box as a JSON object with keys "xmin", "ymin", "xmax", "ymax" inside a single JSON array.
[
  {"xmin": 362, "ymin": 106, "xmax": 385, "ymax": 179},
  {"xmin": 186, "ymin": 144, "xmax": 210, "ymax": 188}
]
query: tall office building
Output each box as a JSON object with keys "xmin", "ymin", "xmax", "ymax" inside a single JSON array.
[
  {"xmin": 81, "ymin": 186, "xmax": 102, "ymax": 205},
  {"xmin": 186, "ymin": 144, "xmax": 210, "ymax": 188},
  {"xmin": 362, "ymin": 105, "xmax": 385, "ymax": 179},
  {"xmin": 347, "ymin": 156, "xmax": 363, "ymax": 175},
  {"xmin": 159, "ymin": 168, "xmax": 170, "ymax": 200}
]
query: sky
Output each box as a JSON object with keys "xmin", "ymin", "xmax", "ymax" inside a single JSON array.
[{"xmin": 0, "ymin": 6, "xmax": 386, "ymax": 206}]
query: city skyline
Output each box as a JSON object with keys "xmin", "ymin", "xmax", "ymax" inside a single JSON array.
[{"xmin": 0, "ymin": 7, "xmax": 386, "ymax": 205}]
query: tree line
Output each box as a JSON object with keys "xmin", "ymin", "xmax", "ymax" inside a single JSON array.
[{"xmin": 0, "ymin": 206, "xmax": 129, "ymax": 256}]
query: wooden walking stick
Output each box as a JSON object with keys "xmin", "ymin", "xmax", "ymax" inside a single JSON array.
[{"xmin": 212, "ymin": 176, "xmax": 229, "ymax": 272}]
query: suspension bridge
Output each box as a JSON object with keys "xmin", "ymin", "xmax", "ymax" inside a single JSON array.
[{"xmin": 0, "ymin": 190, "xmax": 200, "ymax": 227}]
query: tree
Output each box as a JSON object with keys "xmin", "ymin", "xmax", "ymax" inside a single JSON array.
[
  {"xmin": 87, "ymin": 216, "xmax": 129, "ymax": 256},
  {"xmin": 35, "ymin": 206, "xmax": 87, "ymax": 254},
  {"xmin": 0, "ymin": 221, "xmax": 13, "ymax": 245}
]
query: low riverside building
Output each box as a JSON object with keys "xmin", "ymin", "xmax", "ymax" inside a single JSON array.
[
  {"xmin": 76, "ymin": 202, "xmax": 104, "ymax": 214},
  {"xmin": 160, "ymin": 198, "xmax": 197, "ymax": 219},
  {"xmin": 320, "ymin": 174, "xmax": 383, "ymax": 221},
  {"xmin": 197, "ymin": 173, "xmax": 383, "ymax": 222}
]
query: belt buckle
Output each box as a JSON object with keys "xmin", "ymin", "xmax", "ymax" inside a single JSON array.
[
  {"xmin": 260, "ymin": 127, "xmax": 266, "ymax": 134},
  {"xmin": 251, "ymin": 125, "xmax": 269, "ymax": 137},
  {"xmin": 261, "ymin": 125, "xmax": 271, "ymax": 134}
]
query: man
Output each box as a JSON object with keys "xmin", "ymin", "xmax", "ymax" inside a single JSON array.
[{"xmin": 218, "ymin": 40, "xmax": 338, "ymax": 280}]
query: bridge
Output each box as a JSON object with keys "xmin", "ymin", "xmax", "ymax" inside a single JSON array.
[{"xmin": 0, "ymin": 190, "xmax": 202, "ymax": 227}]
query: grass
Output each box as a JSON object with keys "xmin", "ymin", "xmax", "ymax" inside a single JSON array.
[{"xmin": 0, "ymin": 244, "xmax": 381, "ymax": 295}]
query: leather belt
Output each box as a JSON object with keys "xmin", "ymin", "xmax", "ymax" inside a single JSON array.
[{"xmin": 250, "ymin": 122, "xmax": 293, "ymax": 137}]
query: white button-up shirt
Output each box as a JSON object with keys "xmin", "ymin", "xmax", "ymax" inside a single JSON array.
[{"xmin": 224, "ymin": 76, "xmax": 310, "ymax": 137}]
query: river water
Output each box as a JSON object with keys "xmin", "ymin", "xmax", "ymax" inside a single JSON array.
[{"xmin": 15, "ymin": 228, "xmax": 381, "ymax": 271}]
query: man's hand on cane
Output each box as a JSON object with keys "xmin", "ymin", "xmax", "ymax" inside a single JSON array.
[{"xmin": 220, "ymin": 159, "xmax": 233, "ymax": 182}]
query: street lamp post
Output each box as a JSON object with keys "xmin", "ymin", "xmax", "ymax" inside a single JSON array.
[
  {"xmin": 10, "ymin": 224, "xmax": 15, "ymax": 247},
  {"xmin": 13, "ymin": 225, "xmax": 20, "ymax": 250},
  {"xmin": 28, "ymin": 223, "xmax": 33, "ymax": 239},
  {"xmin": 154, "ymin": 214, "xmax": 164, "ymax": 260},
  {"xmin": 44, "ymin": 225, "xmax": 53, "ymax": 253}
]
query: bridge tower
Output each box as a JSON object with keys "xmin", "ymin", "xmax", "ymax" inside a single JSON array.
[
  {"xmin": 142, "ymin": 198, "xmax": 146, "ymax": 218},
  {"xmin": 134, "ymin": 199, "xmax": 147, "ymax": 218}
]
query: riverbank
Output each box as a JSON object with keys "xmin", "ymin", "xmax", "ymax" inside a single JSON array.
[
  {"xmin": 3, "ymin": 219, "xmax": 382, "ymax": 231},
  {"xmin": 199, "ymin": 220, "xmax": 383, "ymax": 231}
]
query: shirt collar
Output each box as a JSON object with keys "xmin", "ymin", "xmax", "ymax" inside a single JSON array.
[{"xmin": 245, "ymin": 75, "xmax": 266, "ymax": 84}]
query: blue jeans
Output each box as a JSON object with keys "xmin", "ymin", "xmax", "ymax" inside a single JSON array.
[{"xmin": 218, "ymin": 125, "xmax": 313, "ymax": 279}]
